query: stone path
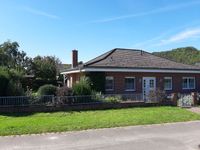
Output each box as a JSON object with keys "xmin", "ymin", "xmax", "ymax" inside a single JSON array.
[{"xmin": 187, "ymin": 107, "xmax": 200, "ymax": 114}]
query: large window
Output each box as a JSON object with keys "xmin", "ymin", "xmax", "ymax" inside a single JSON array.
[
  {"xmin": 164, "ymin": 77, "xmax": 172, "ymax": 90},
  {"xmin": 125, "ymin": 77, "xmax": 135, "ymax": 91},
  {"xmin": 182, "ymin": 77, "xmax": 195, "ymax": 89},
  {"xmin": 105, "ymin": 76, "xmax": 114, "ymax": 91}
]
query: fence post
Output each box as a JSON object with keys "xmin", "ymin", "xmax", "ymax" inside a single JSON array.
[
  {"xmin": 191, "ymin": 92, "xmax": 198, "ymax": 106},
  {"xmin": 52, "ymin": 96, "xmax": 55, "ymax": 106},
  {"xmin": 171, "ymin": 93, "xmax": 178, "ymax": 106}
]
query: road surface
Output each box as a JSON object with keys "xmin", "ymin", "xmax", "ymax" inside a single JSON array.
[{"xmin": 1, "ymin": 121, "xmax": 200, "ymax": 150}]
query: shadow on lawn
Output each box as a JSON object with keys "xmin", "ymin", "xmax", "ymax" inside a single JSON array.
[
  {"xmin": 0, "ymin": 110, "xmax": 82, "ymax": 117},
  {"xmin": 0, "ymin": 112, "xmax": 36, "ymax": 117}
]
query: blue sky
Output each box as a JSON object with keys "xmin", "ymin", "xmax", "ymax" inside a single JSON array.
[{"xmin": 1, "ymin": 0, "xmax": 200, "ymax": 64}]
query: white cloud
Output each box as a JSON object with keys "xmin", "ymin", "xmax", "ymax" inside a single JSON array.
[
  {"xmin": 23, "ymin": 7, "xmax": 60, "ymax": 20},
  {"xmin": 159, "ymin": 28, "xmax": 200, "ymax": 45},
  {"xmin": 90, "ymin": 1, "xmax": 200, "ymax": 23},
  {"xmin": 132, "ymin": 33, "xmax": 166, "ymax": 48}
]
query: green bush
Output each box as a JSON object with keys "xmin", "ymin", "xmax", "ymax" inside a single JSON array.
[
  {"xmin": 0, "ymin": 68, "xmax": 9, "ymax": 96},
  {"xmin": 6, "ymin": 80, "xmax": 24, "ymax": 96},
  {"xmin": 37, "ymin": 84, "xmax": 57, "ymax": 96},
  {"xmin": 91, "ymin": 91, "xmax": 103, "ymax": 101},
  {"xmin": 5, "ymin": 69, "xmax": 24, "ymax": 96},
  {"xmin": 72, "ymin": 76, "xmax": 92, "ymax": 95},
  {"xmin": 104, "ymin": 95, "xmax": 122, "ymax": 103},
  {"xmin": 32, "ymin": 79, "xmax": 57, "ymax": 91},
  {"xmin": 86, "ymin": 72, "xmax": 105, "ymax": 93},
  {"xmin": 56, "ymin": 86, "xmax": 72, "ymax": 96}
]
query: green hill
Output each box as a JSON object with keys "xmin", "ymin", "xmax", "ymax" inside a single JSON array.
[{"xmin": 153, "ymin": 47, "xmax": 200, "ymax": 65}]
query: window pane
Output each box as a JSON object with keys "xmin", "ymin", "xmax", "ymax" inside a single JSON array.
[
  {"xmin": 189, "ymin": 78, "xmax": 195, "ymax": 89},
  {"xmin": 149, "ymin": 79, "xmax": 154, "ymax": 88},
  {"xmin": 143, "ymin": 80, "xmax": 146, "ymax": 88},
  {"xmin": 164, "ymin": 78, "xmax": 172, "ymax": 90},
  {"xmin": 182, "ymin": 77, "xmax": 195, "ymax": 89},
  {"xmin": 125, "ymin": 78, "xmax": 135, "ymax": 90},
  {"xmin": 105, "ymin": 77, "xmax": 114, "ymax": 90},
  {"xmin": 182, "ymin": 78, "xmax": 188, "ymax": 89}
]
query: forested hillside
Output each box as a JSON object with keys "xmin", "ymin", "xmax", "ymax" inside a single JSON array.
[{"xmin": 153, "ymin": 47, "xmax": 200, "ymax": 65}]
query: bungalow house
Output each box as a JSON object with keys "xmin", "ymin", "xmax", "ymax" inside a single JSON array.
[{"xmin": 61, "ymin": 48, "xmax": 200, "ymax": 99}]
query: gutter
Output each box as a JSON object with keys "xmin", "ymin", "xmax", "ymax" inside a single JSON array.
[{"xmin": 61, "ymin": 67, "xmax": 200, "ymax": 74}]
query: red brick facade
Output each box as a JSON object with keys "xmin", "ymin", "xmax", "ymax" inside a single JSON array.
[
  {"xmin": 66, "ymin": 72, "xmax": 200, "ymax": 94},
  {"xmin": 66, "ymin": 73, "xmax": 81, "ymax": 88},
  {"xmin": 105, "ymin": 72, "xmax": 200, "ymax": 94}
]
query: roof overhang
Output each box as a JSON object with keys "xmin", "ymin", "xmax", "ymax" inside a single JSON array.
[{"xmin": 61, "ymin": 67, "xmax": 200, "ymax": 74}]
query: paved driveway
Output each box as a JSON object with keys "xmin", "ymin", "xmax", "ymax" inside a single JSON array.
[{"xmin": 1, "ymin": 121, "xmax": 200, "ymax": 150}]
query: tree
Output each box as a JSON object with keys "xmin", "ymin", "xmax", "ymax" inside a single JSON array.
[
  {"xmin": 0, "ymin": 40, "xmax": 64, "ymax": 93},
  {"xmin": 0, "ymin": 41, "xmax": 32, "ymax": 73},
  {"xmin": 32, "ymin": 56, "xmax": 61, "ymax": 80},
  {"xmin": 0, "ymin": 67, "xmax": 9, "ymax": 96},
  {"xmin": 153, "ymin": 47, "xmax": 200, "ymax": 65},
  {"xmin": 0, "ymin": 67, "xmax": 24, "ymax": 96}
]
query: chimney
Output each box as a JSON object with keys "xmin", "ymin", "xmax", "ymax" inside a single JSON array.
[
  {"xmin": 140, "ymin": 50, "xmax": 143, "ymax": 55},
  {"xmin": 72, "ymin": 49, "xmax": 78, "ymax": 68}
]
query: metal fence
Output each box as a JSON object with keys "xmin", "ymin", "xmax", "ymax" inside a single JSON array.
[
  {"xmin": 0, "ymin": 95, "xmax": 54, "ymax": 106},
  {"xmin": 0, "ymin": 93, "xmax": 144, "ymax": 106}
]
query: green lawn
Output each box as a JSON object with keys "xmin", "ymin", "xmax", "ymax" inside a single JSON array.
[{"xmin": 0, "ymin": 106, "xmax": 200, "ymax": 136}]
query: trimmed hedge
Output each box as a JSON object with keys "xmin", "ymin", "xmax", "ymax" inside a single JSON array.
[
  {"xmin": 37, "ymin": 84, "xmax": 57, "ymax": 96},
  {"xmin": 32, "ymin": 79, "xmax": 57, "ymax": 91}
]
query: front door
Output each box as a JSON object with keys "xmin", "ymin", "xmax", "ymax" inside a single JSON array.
[{"xmin": 143, "ymin": 77, "xmax": 156, "ymax": 101}]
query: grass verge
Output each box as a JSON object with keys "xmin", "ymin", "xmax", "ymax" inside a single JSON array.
[{"xmin": 0, "ymin": 106, "xmax": 200, "ymax": 136}]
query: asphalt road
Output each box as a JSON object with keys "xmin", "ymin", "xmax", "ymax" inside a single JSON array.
[{"xmin": 1, "ymin": 121, "xmax": 200, "ymax": 150}]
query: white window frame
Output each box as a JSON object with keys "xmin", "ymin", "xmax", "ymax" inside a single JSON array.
[
  {"xmin": 164, "ymin": 77, "xmax": 172, "ymax": 90},
  {"xmin": 124, "ymin": 77, "xmax": 136, "ymax": 91},
  {"xmin": 105, "ymin": 76, "xmax": 114, "ymax": 91},
  {"xmin": 182, "ymin": 77, "xmax": 195, "ymax": 90},
  {"xmin": 68, "ymin": 76, "xmax": 73, "ymax": 88}
]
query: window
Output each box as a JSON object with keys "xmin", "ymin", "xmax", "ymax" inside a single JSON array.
[
  {"xmin": 149, "ymin": 79, "xmax": 155, "ymax": 88},
  {"xmin": 164, "ymin": 77, "xmax": 172, "ymax": 90},
  {"xmin": 143, "ymin": 79, "xmax": 146, "ymax": 88},
  {"xmin": 125, "ymin": 77, "xmax": 135, "ymax": 91},
  {"xmin": 105, "ymin": 76, "xmax": 114, "ymax": 91},
  {"xmin": 182, "ymin": 77, "xmax": 195, "ymax": 89}
]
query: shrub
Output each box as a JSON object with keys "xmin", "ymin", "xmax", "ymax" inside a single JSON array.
[
  {"xmin": 32, "ymin": 79, "xmax": 57, "ymax": 91},
  {"xmin": 0, "ymin": 68, "xmax": 9, "ymax": 96},
  {"xmin": 6, "ymin": 80, "xmax": 24, "ymax": 96},
  {"xmin": 56, "ymin": 86, "xmax": 72, "ymax": 96},
  {"xmin": 72, "ymin": 76, "xmax": 92, "ymax": 95},
  {"xmin": 103, "ymin": 95, "xmax": 122, "ymax": 103},
  {"xmin": 91, "ymin": 91, "xmax": 103, "ymax": 101},
  {"xmin": 37, "ymin": 84, "xmax": 57, "ymax": 96},
  {"xmin": 0, "ymin": 67, "xmax": 26, "ymax": 96},
  {"xmin": 86, "ymin": 72, "xmax": 105, "ymax": 93},
  {"xmin": 148, "ymin": 89, "xmax": 166, "ymax": 102},
  {"xmin": 8, "ymin": 69, "xmax": 23, "ymax": 81},
  {"xmin": 178, "ymin": 95, "xmax": 193, "ymax": 107}
]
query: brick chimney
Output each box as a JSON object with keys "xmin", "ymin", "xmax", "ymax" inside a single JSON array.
[{"xmin": 72, "ymin": 49, "xmax": 78, "ymax": 68}]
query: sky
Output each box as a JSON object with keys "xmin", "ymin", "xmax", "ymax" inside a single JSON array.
[{"xmin": 0, "ymin": 0, "xmax": 200, "ymax": 64}]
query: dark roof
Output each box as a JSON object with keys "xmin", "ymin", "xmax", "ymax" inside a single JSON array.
[
  {"xmin": 83, "ymin": 48, "xmax": 200, "ymax": 70},
  {"xmin": 57, "ymin": 64, "xmax": 71, "ymax": 72}
]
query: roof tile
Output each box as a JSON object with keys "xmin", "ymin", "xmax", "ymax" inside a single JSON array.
[{"xmin": 84, "ymin": 48, "xmax": 200, "ymax": 70}]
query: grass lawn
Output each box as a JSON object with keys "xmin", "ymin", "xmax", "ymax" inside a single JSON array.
[{"xmin": 0, "ymin": 106, "xmax": 200, "ymax": 136}]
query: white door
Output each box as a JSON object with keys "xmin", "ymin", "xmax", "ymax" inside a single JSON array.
[{"xmin": 143, "ymin": 77, "xmax": 156, "ymax": 101}]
